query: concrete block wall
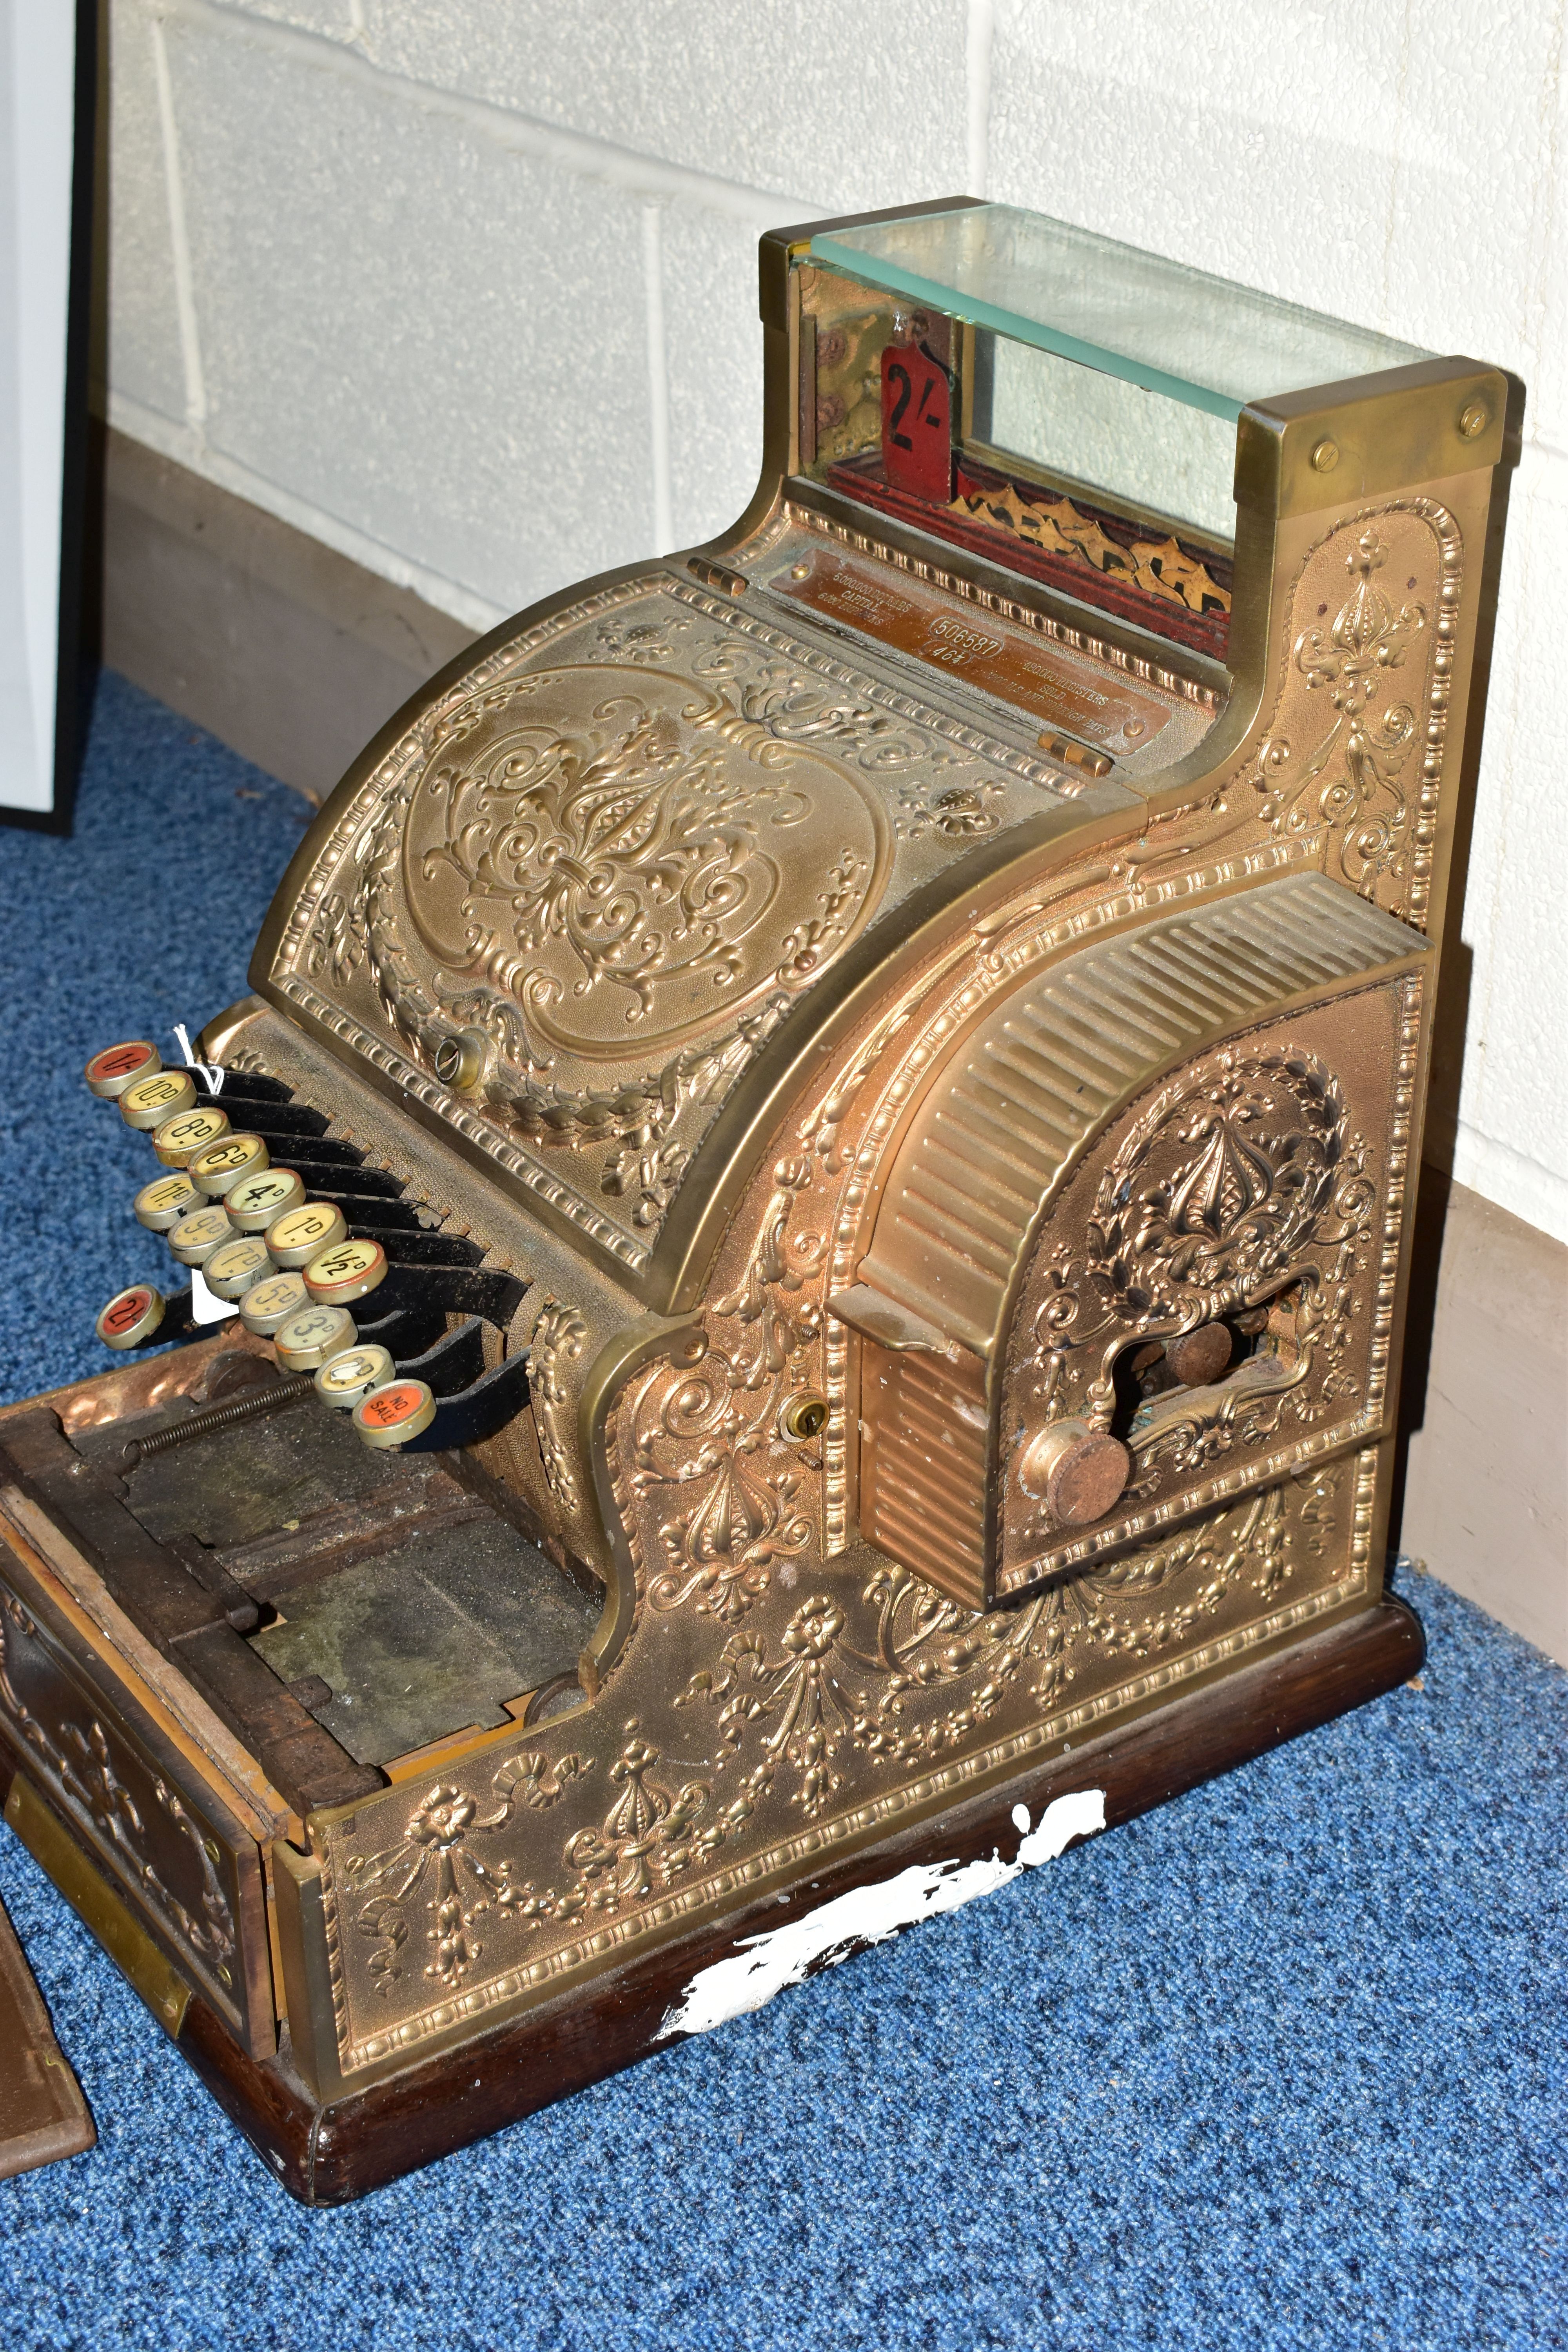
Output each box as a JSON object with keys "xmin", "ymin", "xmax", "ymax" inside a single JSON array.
[{"xmin": 105, "ymin": 0, "xmax": 1566, "ymax": 1252}]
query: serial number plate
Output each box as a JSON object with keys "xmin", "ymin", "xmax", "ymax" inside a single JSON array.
[{"xmin": 774, "ymin": 550, "xmax": 1175, "ymax": 753}]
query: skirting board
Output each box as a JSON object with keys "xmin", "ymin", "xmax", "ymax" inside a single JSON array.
[
  {"xmin": 95, "ymin": 426, "xmax": 475, "ymax": 806},
  {"xmin": 93, "ymin": 429, "xmax": 1568, "ymax": 1667}
]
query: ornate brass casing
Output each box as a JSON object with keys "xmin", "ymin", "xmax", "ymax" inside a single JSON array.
[{"xmin": 0, "ymin": 201, "xmax": 1519, "ymax": 2183}]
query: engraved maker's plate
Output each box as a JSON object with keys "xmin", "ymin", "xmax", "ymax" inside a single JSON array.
[{"xmin": 266, "ymin": 572, "xmax": 1097, "ymax": 1273}]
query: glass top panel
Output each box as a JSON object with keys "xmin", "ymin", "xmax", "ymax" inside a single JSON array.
[{"xmin": 810, "ymin": 206, "xmax": 1432, "ymax": 421}]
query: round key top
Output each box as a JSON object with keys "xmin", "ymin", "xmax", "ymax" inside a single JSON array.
[
  {"xmin": 96, "ymin": 1284, "xmax": 166, "ymax": 1350},
  {"xmin": 239, "ymin": 1271, "xmax": 310, "ymax": 1335},
  {"xmin": 302, "ymin": 1235, "xmax": 387, "ymax": 1306},
  {"xmin": 188, "ymin": 1133, "xmax": 269, "ymax": 1197},
  {"xmin": 85, "ymin": 1041, "xmax": 161, "ymax": 1100},
  {"xmin": 273, "ymin": 1303, "xmax": 358, "ymax": 1372},
  {"xmin": 167, "ymin": 1203, "xmax": 234, "ymax": 1266},
  {"xmin": 203, "ymin": 1234, "xmax": 273, "ymax": 1301},
  {"xmin": 224, "ymin": 1167, "xmax": 306, "ymax": 1233},
  {"xmin": 266, "ymin": 1201, "xmax": 347, "ymax": 1270},
  {"xmin": 152, "ymin": 1104, "xmax": 230, "ymax": 1168},
  {"xmin": 120, "ymin": 1069, "xmax": 197, "ymax": 1130},
  {"xmin": 353, "ymin": 1379, "xmax": 437, "ymax": 1450},
  {"xmin": 314, "ymin": 1344, "xmax": 395, "ymax": 1410},
  {"xmin": 134, "ymin": 1171, "xmax": 200, "ymax": 1232}
]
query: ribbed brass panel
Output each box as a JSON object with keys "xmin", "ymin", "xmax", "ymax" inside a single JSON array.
[
  {"xmin": 858, "ymin": 873, "xmax": 1423, "ymax": 1358},
  {"xmin": 857, "ymin": 1342, "xmax": 988, "ymax": 1608}
]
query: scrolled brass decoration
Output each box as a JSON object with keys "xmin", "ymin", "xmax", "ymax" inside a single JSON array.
[
  {"xmin": 1014, "ymin": 1040, "xmax": 1374, "ymax": 1466},
  {"xmin": 949, "ymin": 475, "xmax": 1232, "ymax": 619},
  {"xmin": 529, "ymin": 1300, "xmax": 590, "ymax": 1517},
  {"xmin": 1083, "ymin": 1045, "xmax": 1354, "ymax": 1344},
  {"xmin": 633, "ymin": 1158, "xmax": 826, "ymax": 1623},
  {"xmin": 343, "ymin": 1749, "xmax": 593, "ymax": 1992},
  {"xmin": 1279, "ymin": 528, "xmax": 1427, "ymax": 898},
  {"xmin": 0, "ymin": 1591, "xmax": 238, "ymax": 1984},
  {"xmin": 353, "ymin": 667, "xmax": 890, "ymax": 1226}
]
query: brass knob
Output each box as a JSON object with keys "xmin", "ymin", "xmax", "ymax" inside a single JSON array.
[
  {"xmin": 1165, "ymin": 1322, "xmax": 1233, "ymax": 1387},
  {"xmin": 1016, "ymin": 1419, "xmax": 1131, "ymax": 1528}
]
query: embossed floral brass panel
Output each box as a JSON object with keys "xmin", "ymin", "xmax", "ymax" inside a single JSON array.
[
  {"xmin": 260, "ymin": 573, "xmax": 1120, "ymax": 1277},
  {"xmin": 0, "ymin": 1560, "xmax": 272, "ymax": 2053}
]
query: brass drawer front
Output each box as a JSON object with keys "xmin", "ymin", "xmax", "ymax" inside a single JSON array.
[{"xmin": 0, "ymin": 1548, "xmax": 274, "ymax": 2056}]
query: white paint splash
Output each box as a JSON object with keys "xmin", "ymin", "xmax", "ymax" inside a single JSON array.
[
  {"xmin": 661, "ymin": 1787, "xmax": 1106, "ymax": 2039},
  {"xmin": 189, "ymin": 1266, "xmax": 236, "ymax": 1325}
]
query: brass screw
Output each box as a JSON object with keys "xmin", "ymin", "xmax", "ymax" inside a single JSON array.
[
  {"xmin": 790, "ymin": 562, "xmax": 810, "ymax": 579},
  {"xmin": 1458, "ymin": 400, "xmax": 1489, "ymax": 439},
  {"xmin": 779, "ymin": 1392, "xmax": 828, "ymax": 1443},
  {"xmin": 1310, "ymin": 438, "xmax": 1339, "ymax": 474},
  {"xmin": 203, "ymin": 1838, "xmax": 220, "ymax": 1863}
]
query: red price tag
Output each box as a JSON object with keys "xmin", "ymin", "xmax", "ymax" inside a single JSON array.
[{"xmin": 880, "ymin": 341, "xmax": 953, "ymax": 504}]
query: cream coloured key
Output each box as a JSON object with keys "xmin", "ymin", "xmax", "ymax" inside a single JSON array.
[
  {"xmin": 225, "ymin": 1167, "xmax": 306, "ymax": 1233},
  {"xmin": 203, "ymin": 1234, "xmax": 273, "ymax": 1301},
  {"xmin": 119, "ymin": 1069, "xmax": 196, "ymax": 1130},
  {"xmin": 238, "ymin": 1271, "xmax": 310, "ymax": 1335},
  {"xmin": 152, "ymin": 1104, "xmax": 230, "ymax": 1168},
  {"xmin": 134, "ymin": 1171, "xmax": 200, "ymax": 1232},
  {"xmin": 314, "ymin": 1344, "xmax": 395, "ymax": 1410},
  {"xmin": 266, "ymin": 1201, "xmax": 348, "ymax": 1269},
  {"xmin": 189, "ymin": 1133, "xmax": 269, "ymax": 1197}
]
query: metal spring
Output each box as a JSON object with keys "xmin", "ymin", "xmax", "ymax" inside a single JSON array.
[{"xmin": 123, "ymin": 1374, "xmax": 315, "ymax": 1469}]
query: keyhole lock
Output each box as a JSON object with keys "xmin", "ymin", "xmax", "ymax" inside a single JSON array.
[
  {"xmin": 432, "ymin": 1029, "xmax": 489, "ymax": 1093},
  {"xmin": 779, "ymin": 1392, "xmax": 829, "ymax": 1444}
]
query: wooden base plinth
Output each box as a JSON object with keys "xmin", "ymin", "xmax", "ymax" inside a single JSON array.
[{"xmin": 4, "ymin": 1595, "xmax": 1423, "ymax": 2204}]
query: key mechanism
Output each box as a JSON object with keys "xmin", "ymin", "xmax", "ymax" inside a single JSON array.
[
  {"xmin": 1165, "ymin": 1323, "xmax": 1234, "ymax": 1388},
  {"xmin": 265, "ymin": 1201, "xmax": 347, "ymax": 1269},
  {"xmin": 152, "ymin": 1104, "xmax": 230, "ymax": 1167},
  {"xmin": 353, "ymin": 1379, "xmax": 437, "ymax": 1449},
  {"xmin": 118, "ymin": 1068, "xmax": 196, "ymax": 1130},
  {"xmin": 134, "ymin": 1172, "xmax": 200, "ymax": 1232},
  {"xmin": 85, "ymin": 1040, "xmax": 162, "ymax": 1099},
  {"xmin": 188, "ymin": 1134, "xmax": 269, "ymax": 1197},
  {"xmin": 224, "ymin": 1166, "xmax": 305, "ymax": 1232}
]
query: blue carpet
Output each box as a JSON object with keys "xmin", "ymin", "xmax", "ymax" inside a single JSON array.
[{"xmin": 1, "ymin": 673, "xmax": 1564, "ymax": 2352}]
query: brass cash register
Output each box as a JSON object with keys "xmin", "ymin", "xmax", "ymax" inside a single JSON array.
[{"xmin": 0, "ymin": 201, "xmax": 1518, "ymax": 2201}]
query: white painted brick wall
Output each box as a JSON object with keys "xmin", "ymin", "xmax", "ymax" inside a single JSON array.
[{"xmin": 105, "ymin": 0, "xmax": 1567, "ymax": 1242}]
